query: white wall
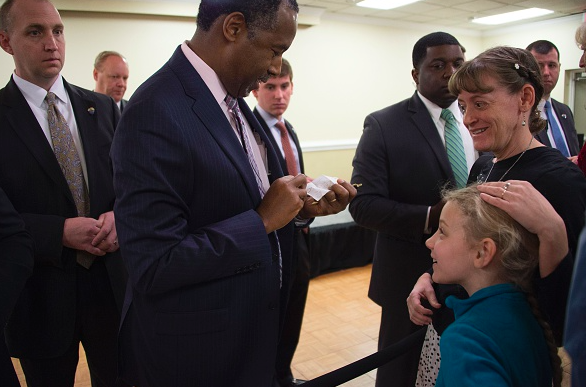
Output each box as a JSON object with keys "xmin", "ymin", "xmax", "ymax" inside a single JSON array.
[
  {"xmin": 244, "ymin": 17, "xmax": 483, "ymax": 144},
  {"xmin": 480, "ymin": 13, "xmax": 584, "ymax": 104},
  {"xmin": 0, "ymin": 11, "xmax": 197, "ymax": 98},
  {"xmin": 0, "ymin": 8, "xmax": 581, "ymax": 156},
  {"xmin": 0, "ymin": 9, "xmax": 484, "ymax": 147}
]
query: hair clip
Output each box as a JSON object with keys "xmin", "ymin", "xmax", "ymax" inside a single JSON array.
[{"xmin": 514, "ymin": 63, "xmax": 520, "ymax": 70}]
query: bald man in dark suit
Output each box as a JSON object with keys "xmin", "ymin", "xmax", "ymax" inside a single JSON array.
[
  {"xmin": 0, "ymin": 0, "xmax": 126, "ymax": 385},
  {"xmin": 110, "ymin": 1, "xmax": 355, "ymax": 385}
]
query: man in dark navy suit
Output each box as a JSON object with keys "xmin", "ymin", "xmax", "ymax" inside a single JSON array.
[
  {"xmin": 253, "ymin": 58, "xmax": 310, "ymax": 387},
  {"xmin": 527, "ymin": 40, "xmax": 580, "ymax": 158},
  {"xmin": 0, "ymin": 0, "xmax": 126, "ymax": 386},
  {"xmin": 111, "ymin": 1, "xmax": 356, "ymax": 386}
]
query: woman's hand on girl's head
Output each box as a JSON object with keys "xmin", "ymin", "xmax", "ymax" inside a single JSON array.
[{"xmin": 477, "ymin": 180, "xmax": 568, "ymax": 277}]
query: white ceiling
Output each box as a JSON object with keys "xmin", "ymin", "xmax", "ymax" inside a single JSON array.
[
  {"xmin": 77, "ymin": 0, "xmax": 586, "ymax": 31},
  {"xmin": 296, "ymin": 0, "xmax": 586, "ymax": 31}
]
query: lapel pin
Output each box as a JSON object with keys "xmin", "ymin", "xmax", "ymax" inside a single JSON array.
[
  {"xmin": 88, "ymin": 107, "xmax": 95, "ymax": 115},
  {"xmin": 561, "ymin": 114, "xmax": 567, "ymax": 119}
]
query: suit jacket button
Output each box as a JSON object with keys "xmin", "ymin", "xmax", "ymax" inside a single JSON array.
[{"xmin": 268, "ymin": 302, "xmax": 277, "ymax": 310}]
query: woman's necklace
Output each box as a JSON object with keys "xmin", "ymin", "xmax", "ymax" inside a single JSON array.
[{"xmin": 482, "ymin": 137, "xmax": 534, "ymax": 182}]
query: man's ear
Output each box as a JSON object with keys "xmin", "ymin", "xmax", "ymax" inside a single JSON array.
[
  {"xmin": 474, "ymin": 238, "xmax": 497, "ymax": 269},
  {"xmin": 0, "ymin": 31, "xmax": 14, "ymax": 55},
  {"xmin": 411, "ymin": 68, "xmax": 419, "ymax": 86},
  {"xmin": 222, "ymin": 12, "xmax": 247, "ymax": 43},
  {"xmin": 93, "ymin": 69, "xmax": 99, "ymax": 82}
]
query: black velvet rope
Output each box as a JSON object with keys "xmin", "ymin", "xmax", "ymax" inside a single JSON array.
[{"xmin": 301, "ymin": 327, "xmax": 427, "ymax": 387}]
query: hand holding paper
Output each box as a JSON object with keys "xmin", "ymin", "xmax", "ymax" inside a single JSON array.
[{"xmin": 299, "ymin": 175, "xmax": 357, "ymax": 218}]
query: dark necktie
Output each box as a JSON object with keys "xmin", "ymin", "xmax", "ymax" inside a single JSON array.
[
  {"xmin": 544, "ymin": 100, "xmax": 570, "ymax": 157},
  {"xmin": 275, "ymin": 121, "xmax": 299, "ymax": 175},
  {"xmin": 46, "ymin": 92, "xmax": 94, "ymax": 269},
  {"xmin": 441, "ymin": 109, "xmax": 468, "ymax": 188}
]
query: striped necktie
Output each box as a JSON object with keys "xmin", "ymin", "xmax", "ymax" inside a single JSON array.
[
  {"xmin": 544, "ymin": 100, "xmax": 570, "ymax": 157},
  {"xmin": 225, "ymin": 95, "xmax": 283, "ymax": 285},
  {"xmin": 225, "ymin": 95, "xmax": 266, "ymax": 197},
  {"xmin": 441, "ymin": 109, "xmax": 468, "ymax": 188},
  {"xmin": 46, "ymin": 92, "xmax": 94, "ymax": 269}
]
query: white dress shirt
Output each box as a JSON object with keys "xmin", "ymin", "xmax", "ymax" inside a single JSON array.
[
  {"xmin": 13, "ymin": 73, "xmax": 89, "ymax": 188},
  {"xmin": 417, "ymin": 91, "xmax": 478, "ymax": 233},
  {"xmin": 255, "ymin": 105, "xmax": 301, "ymax": 172}
]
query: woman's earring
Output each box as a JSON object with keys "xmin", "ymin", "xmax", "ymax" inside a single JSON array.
[{"xmin": 522, "ymin": 113, "xmax": 526, "ymax": 127}]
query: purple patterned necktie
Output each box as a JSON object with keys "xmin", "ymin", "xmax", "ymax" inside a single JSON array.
[
  {"xmin": 46, "ymin": 92, "xmax": 94, "ymax": 268},
  {"xmin": 225, "ymin": 95, "xmax": 266, "ymax": 197},
  {"xmin": 225, "ymin": 95, "xmax": 282, "ymax": 284}
]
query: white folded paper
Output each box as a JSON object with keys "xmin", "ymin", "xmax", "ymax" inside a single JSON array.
[{"xmin": 307, "ymin": 175, "xmax": 338, "ymax": 201}]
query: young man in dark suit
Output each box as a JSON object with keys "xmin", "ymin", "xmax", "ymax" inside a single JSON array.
[
  {"xmin": 350, "ymin": 32, "xmax": 476, "ymax": 387},
  {"xmin": 0, "ymin": 0, "xmax": 126, "ymax": 385},
  {"xmin": 110, "ymin": 1, "xmax": 356, "ymax": 386},
  {"xmin": 252, "ymin": 58, "xmax": 310, "ymax": 387},
  {"xmin": 527, "ymin": 40, "xmax": 580, "ymax": 158}
]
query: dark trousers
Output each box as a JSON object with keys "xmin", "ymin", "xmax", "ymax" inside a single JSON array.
[
  {"xmin": 276, "ymin": 230, "xmax": 310, "ymax": 386},
  {"xmin": 375, "ymin": 307, "xmax": 424, "ymax": 387},
  {"xmin": 19, "ymin": 261, "xmax": 121, "ymax": 387}
]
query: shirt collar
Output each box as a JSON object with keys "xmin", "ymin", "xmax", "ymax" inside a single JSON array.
[
  {"xmin": 256, "ymin": 105, "xmax": 284, "ymax": 128},
  {"xmin": 417, "ymin": 91, "xmax": 463, "ymax": 123},
  {"xmin": 13, "ymin": 73, "xmax": 67, "ymax": 107},
  {"xmin": 181, "ymin": 41, "xmax": 228, "ymax": 106}
]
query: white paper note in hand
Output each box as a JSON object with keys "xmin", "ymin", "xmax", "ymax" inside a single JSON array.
[{"xmin": 307, "ymin": 175, "xmax": 338, "ymax": 201}]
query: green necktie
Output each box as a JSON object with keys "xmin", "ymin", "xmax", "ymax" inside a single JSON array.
[{"xmin": 441, "ymin": 109, "xmax": 468, "ymax": 188}]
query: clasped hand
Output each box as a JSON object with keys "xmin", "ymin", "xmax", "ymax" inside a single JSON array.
[{"xmin": 62, "ymin": 211, "xmax": 119, "ymax": 255}]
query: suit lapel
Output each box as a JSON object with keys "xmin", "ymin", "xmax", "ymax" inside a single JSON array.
[
  {"xmin": 2, "ymin": 78, "xmax": 73, "ymax": 204},
  {"xmin": 167, "ymin": 48, "xmax": 271, "ymax": 201},
  {"xmin": 241, "ymin": 102, "xmax": 283, "ymax": 183},
  {"xmin": 551, "ymin": 98, "xmax": 579, "ymax": 155},
  {"xmin": 408, "ymin": 93, "xmax": 455, "ymax": 184},
  {"xmin": 65, "ymin": 81, "xmax": 112, "ymax": 205},
  {"xmin": 285, "ymin": 120, "xmax": 304, "ymax": 174},
  {"xmin": 253, "ymin": 108, "xmax": 288, "ymax": 175}
]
